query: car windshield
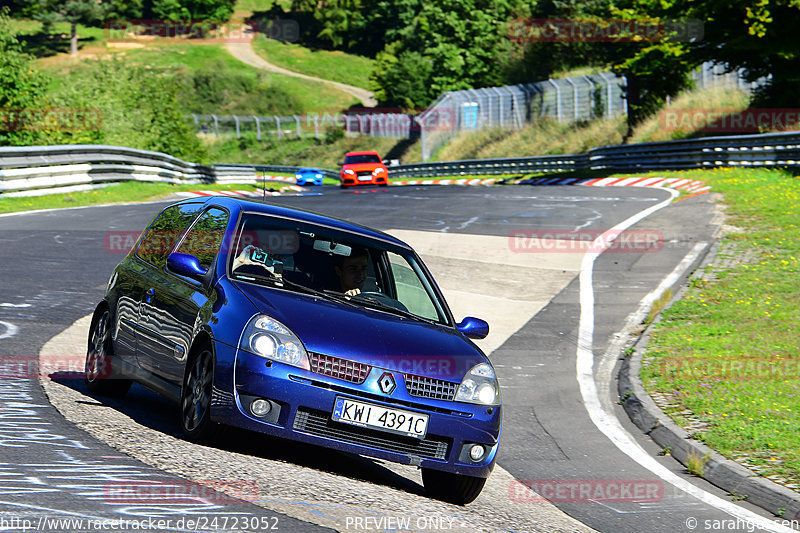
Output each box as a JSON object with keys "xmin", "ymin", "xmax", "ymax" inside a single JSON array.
[
  {"xmin": 344, "ymin": 154, "xmax": 381, "ymax": 164},
  {"xmin": 228, "ymin": 212, "xmax": 450, "ymax": 325}
]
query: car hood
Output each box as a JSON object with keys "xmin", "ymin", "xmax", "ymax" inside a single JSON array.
[
  {"xmin": 343, "ymin": 163, "xmax": 384, "ymax": 172},
  {"xmin": 233, "ymin": 282, "xmax": 486, "ymax": 381}
]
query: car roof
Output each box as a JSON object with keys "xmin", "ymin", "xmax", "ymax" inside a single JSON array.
[
  {"xmin": 344, "ymin": 151, "xmax": 381, "ymax": 157},
  {"xmin": 297, "ymin": 167, "xmax": 320, "ymax": 171},
  {"xmin": 185, "ymin": 197, "xmax": 410, "ymax": 249}
]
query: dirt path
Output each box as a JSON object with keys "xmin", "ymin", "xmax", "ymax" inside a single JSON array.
[{"xmin": 225, "ymin": 41, "xmax": 377, "ymax": 107}]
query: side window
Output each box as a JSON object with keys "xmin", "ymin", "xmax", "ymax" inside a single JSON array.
[
  {"xmin": 387, "ymin": 252, "xmax": 438, "ymax": 321},
  {"xmin": 175, "ymin": 208, "xmax": 230, "ymax": 271},
  {"xmin": 137, "ymin": 204, "xmax": 202, "ymax": 269}
]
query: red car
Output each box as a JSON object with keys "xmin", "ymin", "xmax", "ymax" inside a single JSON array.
[{"xmin": 339, "ymin": 151, "xmax": 389, "ymax": 188}]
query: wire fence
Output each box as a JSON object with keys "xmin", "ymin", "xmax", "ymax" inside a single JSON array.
[{"xmin": 189, "ymin": 62, "xmax": 770, "ymax": 161}]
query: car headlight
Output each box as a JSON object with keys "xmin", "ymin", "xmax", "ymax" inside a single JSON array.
[
  {"xmin": 344, "ymin": 169, "xmax": 355, "ymax": 175},
  {"xmin": 315, "ymin": 173, "xmax": 322, "ymax": 178},
  {"xmin": 455, "ymin": 363, "xmax": 500, "ymax": 405},
  {"xmin": 373, "ymin": 167, "xmax": 386, "ymax": 175},
  {"xmin": 239, "ymin": 315, "xmax": 310, "ymax": 370}
]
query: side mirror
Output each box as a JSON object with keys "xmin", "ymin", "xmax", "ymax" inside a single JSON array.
[
  {"xmin": 337, "ymin": 161, "xmax": 344, "ymax": 166},
  {"xmin": 456, "ymin": 317, "xmax": 489, "ymax": 340},
  {"xmin": 167, "ymin": 252, "xmax": 208, "ymax": 281}
]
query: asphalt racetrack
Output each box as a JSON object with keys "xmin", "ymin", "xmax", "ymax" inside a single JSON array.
[{"xmin": 0, "ymin": 184, "xmax": 786, "ymax": 532}]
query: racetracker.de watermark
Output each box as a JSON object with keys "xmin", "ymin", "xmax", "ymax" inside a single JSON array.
[
  {"xmin": 105, "ymin": 18, "xmax": 298, "ymax": 42},
  {"xmin": 509, "ymin": 479, "xmax": 664, "ymax": 503},
  {"xmin": 660, "ymin": 108, "xmax": 800, "ymax": 133},
  {"xmin": 104, "ymin": 479, "xmax": 259, "ymax": 504},
  {"xmin": 305, "ymin": 106, "xmax": 456, "ymax": 132},
  {"xmin": 658, "ymin": 357, "xmax": 800, "ymax": 381},
  {"xmin": 508, "ymin": 229, "xmax": 663, "ymax": 253},
  {"xmin": 508, "ymin": 18, "xmax": 703, "ymax": 43},
  {"xmin": 1, "ymin": 354, "xmax": 94, "ymax": 380},
  {"xmin": 0, "ymin": 108, "xmax": 102, "ymax": 132},
  {"xmin": 104, "ymin": 229, "xmax": 300, "ymax": 255}
]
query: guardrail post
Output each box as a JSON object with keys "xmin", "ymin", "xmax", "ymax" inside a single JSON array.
[
  {"xmin": 212, "ymin": 114, "xmax": 219, "ymax": 136},
  {"xmin": 314, "ymin": 115, "xmax": 320, "ymax": 138},
  {"xmin": 294, "ymin": 115, "xmax": 301, "ymax": 137},
  {"xmin": 274, "ymin": 115, "xmax": 282, "ymax": 139},
  {"xmin": 234, "ymin": 115, "xmax": 240, "ymax": 138}
]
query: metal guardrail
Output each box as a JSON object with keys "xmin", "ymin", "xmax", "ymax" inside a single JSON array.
[
  {"xmin": 0, "ymin": 145, "xmax": 340, "ymax": 197},
  {"xmin": 388, "ymin": 130, "xmax": 800, "ymax": 178},
  {"xmin": 2, "ymin": 131, "xmax": 800, "ymax": 196}
]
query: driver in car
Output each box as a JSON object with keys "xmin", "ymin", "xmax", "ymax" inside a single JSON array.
[{"xmin": 334, "ymin": 247, "xmax": 368, "ymax": 296}]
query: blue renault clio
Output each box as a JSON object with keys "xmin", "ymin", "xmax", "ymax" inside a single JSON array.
[{"xmin": 86, "ymin": 197, "xmax": 501, "ymax": 504}]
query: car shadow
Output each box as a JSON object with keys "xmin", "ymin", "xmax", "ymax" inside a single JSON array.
[{"xmin": 49, "ymin": 375, "xmax": 425, "ymax": 498}]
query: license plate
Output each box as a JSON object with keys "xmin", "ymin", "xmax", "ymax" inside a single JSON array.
[
  {"xmin": 332, "ymin": 397, "xmax": 429, "ymax": 439},
  {"xmin": 357, "ymin": 176, "xmax": 373, "ymax": 181}
]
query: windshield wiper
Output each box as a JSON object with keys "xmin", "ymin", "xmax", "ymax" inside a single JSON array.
[
  {"xmin": 349, "ymin": 294, "xmax": 440, "ymax": 326},
  {"xmin": 280, "ymin": 278, "xmax": 361, "ymax": 308}
]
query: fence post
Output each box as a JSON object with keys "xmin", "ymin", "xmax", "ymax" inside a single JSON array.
[
  {"xmin": 583, "ymin": 75, "xmax": 596, "ymax": 118},
  {"xmin": 253, "ymin": 116, "xmax": 261, "ymax": 140},
  {"xmin": 547, "ymin": 79, "xmax": 562, "ymax": 122},
  {"xmin": 597, "ymin": 73, "xmax": 614, "ymax": 118},
  {"xmin": 565, "ymin": 77, "xmax": 578, "ymax": 122},
  {"xmin": 314, "ymin": 115, "xmax": 320, "ymax": 138},
  {"xmin": 294, "ymin": 115, "xmax": 301, "ymax": 137},
  {"xmin": 274, "ymin": 115, "xmax": 282, "ymax": 139},
  {"xmin": 234, "ymin": 115, "xmax": 240, "ymax": 138},
  {"xmin": 212, "ymin": 114, "xmax": 219, "ymax": 136}
]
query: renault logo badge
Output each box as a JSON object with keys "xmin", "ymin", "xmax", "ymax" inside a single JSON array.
[{"xmin": 378, "ymin": 372, "xmax": 396, "ymax": 395}]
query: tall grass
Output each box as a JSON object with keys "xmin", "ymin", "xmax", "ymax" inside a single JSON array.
[{"xmin": 435, "ymin": 116, "xmax": 627, "ymax": 161}]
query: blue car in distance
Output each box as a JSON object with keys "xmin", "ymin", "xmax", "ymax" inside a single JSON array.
[
  {"xmin": 295, "ymin": 167, "xmax": 324, "ymax": 186},
  {"xmin": 85, "ymin": 197, "xmax": 501, "ymax": 504}
]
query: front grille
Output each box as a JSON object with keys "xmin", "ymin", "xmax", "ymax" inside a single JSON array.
[
  {"xmin": 356, "ymin": 171, "xmax": 373, "ymax": 178},
  {"xmin": 309, "ymin": 353, "xmax": 371, "ymax": 384},
  {"xmin": 404, "ymin": 374, "xmax": 459, "ymax": 401},
  {"xmin": 293, "ymin": 408, "xmax": 450, "ymax": 460}
]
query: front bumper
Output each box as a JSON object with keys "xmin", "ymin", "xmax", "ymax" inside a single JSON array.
[
  {"xmin": 211, "ymin": 343, "xmax": 501, "ymax": 478},
  {"xmin": 340, "ymin": 173, "xmax": 388, "ymax": 187}
]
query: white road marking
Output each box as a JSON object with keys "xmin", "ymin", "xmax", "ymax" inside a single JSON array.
[
  {"xmin": 576, "ymin": 188, "xmax": 794, "ymax": 532},
  {"xmin": 0, "ymin": 321, "xmax": 18, "ymax": 340},
  {"xmin": 0, "ymin": 303, "xmax": 31, "ymax": 308}
]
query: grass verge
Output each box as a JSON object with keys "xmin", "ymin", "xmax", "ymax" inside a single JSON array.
[
  {"xmin": 251, "ymin": 36, "xmax": 374, "ymax": 91},
  {"xmin": 0, "ymin": 181, "xmax": 285, "ymax": 215},
  {"xmin": 639, "ymin": 167, "xmax": 800, "ymax": 489}
]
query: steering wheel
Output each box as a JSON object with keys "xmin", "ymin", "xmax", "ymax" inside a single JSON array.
[{"xmin": 355, "ymin": 291, "xmax": 409, "ymax": 312}]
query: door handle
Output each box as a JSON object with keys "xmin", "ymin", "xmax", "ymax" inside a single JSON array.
[{"xmin": 144, "ymin": 288, "xmax": 155, "ymax": 304}]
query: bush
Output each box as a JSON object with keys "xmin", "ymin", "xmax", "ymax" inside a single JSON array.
[
  {"xmin": 175, "ymin": 60, "xmax": 304, "ymax": 116},
  {"xmin": 0, "ymin": 7, "xmax": 49, "ymax": 146},
  {"xmin": 48, "ymin": 57, "xmax": 205, "ymax": 161}
]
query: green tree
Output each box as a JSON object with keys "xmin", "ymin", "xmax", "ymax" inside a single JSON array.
[
  {"xmin": 149, "ymin": 0, "xmax": 236, "ymax": 22},
  {"xmin": 676, "ymin": 0, "xmax": 800, "ymax": 106},
  {"xmin": 370, "ymin": 0, "xmax": 516, "ymax": 108},
  {"xmin": 33, "ymin": 0, "xmax": 109, "ymax": 56},
  {"xmin": 0, "ymin": 7, "xmax": 49, "ymax": 146}
]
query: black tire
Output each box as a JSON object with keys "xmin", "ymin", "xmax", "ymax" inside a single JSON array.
[
  {"xmin": 180, "ymin": 345, "xmax": 219, "ymax": 442},
  {"xmin": 85, "ymin": 309, "xmax": 132, "ymax": 397},
  {"xmin": 421, "ymin": 468, "xmax": 486, "ymax": 505}
]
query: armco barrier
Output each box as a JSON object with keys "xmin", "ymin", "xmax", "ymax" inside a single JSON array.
[{"xmin": 2, "ymin": 131, "xmax": 800, "ymax": 196}]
